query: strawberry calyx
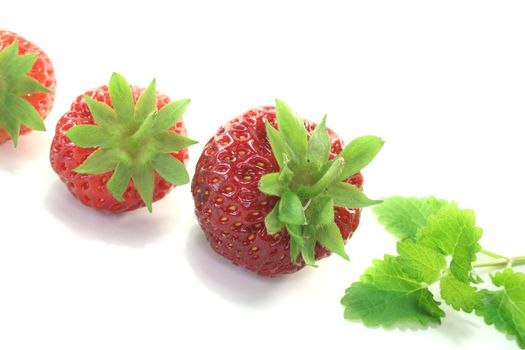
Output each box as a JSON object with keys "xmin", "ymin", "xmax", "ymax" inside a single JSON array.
[
  {"xmin": 66, "ymin": 73, "xmax": 197, "ymax": 212},
  {"xmin": 0, "ymin": 40, "xmax": 49, "ymax": 146},
  {"xmin": 259, "ymin": 99, "xmax": 384, "ymax": 266}
]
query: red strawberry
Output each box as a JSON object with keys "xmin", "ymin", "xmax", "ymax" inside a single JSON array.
[
  {"xmin": 192, "ymin": 101, "xmax": 383, "ymax": 276},
  {"xmin": 0, "ymin": 30, "xmax": 56, "ymax": 145},
  {"xmin": 50, "ymin": 73, "xmax": 196, "ymax": 213}
]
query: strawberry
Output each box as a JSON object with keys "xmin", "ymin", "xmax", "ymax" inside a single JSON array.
[
  {"xmin": 0, "ymin": 30, "xmax": 56, "ymax": 145},
  {"xmin": 192, "ymin": 101, "xmax": 383, "ymax": 276},
  {"xmin": 50, "ymin": 73, "xmax": 196, "ymax": 213}
]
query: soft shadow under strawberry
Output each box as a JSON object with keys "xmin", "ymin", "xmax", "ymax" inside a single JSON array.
[
  {"xmin": 44, "ymin": 181, "xmax": 177, "ymax": 248},
  {"xmin": 185, "ymin": 224, "xmax": 314, "ymax": 306}
]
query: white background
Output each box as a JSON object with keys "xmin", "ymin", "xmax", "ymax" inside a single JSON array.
[{"xmin": 1, "ymin": 1, "xmax": 524, "ymax": 349}]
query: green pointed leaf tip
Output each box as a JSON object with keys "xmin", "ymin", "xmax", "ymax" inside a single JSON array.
[
  {"xmin": 345, "ymin": 195, "xmax": 525, "ymax": 349},
  {"xmin": 261, "ymin": 99, "xmax": 383, "ymax": 266},
  {"xmin": 476, "ymin": 269, "xmax": 525, "ymax": 349},
  {"xmin": 417, "ymin": 204, "xmax": 482, "ymax": 282},
  {"xmin": 342, "ymin": 255, "xmax": 445, "ymax": 327},
  {"xmin": 373, "ymin": 196, "xmax": 451, "ymax": 240},
  {"xmin": 68, "ymin": 73, "xmax": 196, "ymax": 210},
  {"xmin": 0, "ymin": 40, "xmax": 51, "ymax": 146}
]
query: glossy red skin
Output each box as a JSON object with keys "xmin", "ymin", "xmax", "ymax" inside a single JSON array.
[
  {"xmin": 0, "ymin": 31, "xmax": 56, "ymax": 144},
  {"xmin": 50, "ymin": 86, "xmax": 189, "ymax": 212},
  {"xmin": 192, "ymin": 106, "xmax": 363, "ymax": 277}
]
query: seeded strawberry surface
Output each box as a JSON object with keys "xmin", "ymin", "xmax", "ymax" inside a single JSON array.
[
  {"xmin": 0, "ymin": 30, "xmax": 56, "ymax": 144},
  {"xmin": 192, "ymin": 106, "xmax": 363, "ymax": 276},
  {"xmin": 50, "ymin": 85, "xmax": 189, "ymax": 212}
]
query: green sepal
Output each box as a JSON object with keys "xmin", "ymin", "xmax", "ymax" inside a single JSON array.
[
  {"xmin": 11, "ymin": 76, "xmax": 50, "ymax": 95},
  {"xmin": 306, "ymin": 195, "xmax": 334, "ymax": 225},
  {"xmin": 301, "ymin": 227, "xmax": 319, "ymax": 267},
  {"xmin": 74, "ymin": 148, "xmax": 119, "ymax": 174},
  {"xmin": 0, "ymin": 40, "xmax": 51, "ymax": 146},
  {"xmin": 307, "ymin": 115, "xmax": 330, "ymax": 166},
  {"xmin": 66, "ymin": 125, "xmax": 111, "ymax": 148},
  {"xmin": 327, "ymin": 182, "xmax": 382, "ymax": 208},
  {"xmin": 259, "ymin": 173, "xmax": 283, "ymax": 196},
  {"xmin": 4, "ymin": 93, "xmax": 46, "ymax": 132},
  {"xmin": 335, "ymin": 135, "xmax": 384, "ymax": 181},
  {"xmin": 296, "ymin": 157, "xmax": 345, "ymax": 197},
  {"xmin": 153, "ymin": 153, "xmax": 189, "ymax": 186},
  {"xmin": 279, "ymin": 189, "xmax": 307, "ymax": 225},
  {"xmin": 317, "ymin": 223, "xmax": 349, "ymax": 261},
  {"xmin": 265, "ymin": 203, "xmax": 285, "ymax": 234},
  {"xmin": 286, "ymin": 224, "xmax": 303, "ymax": 243},
  {"xmin": 67, "ymin": 73, "xmax": 196, "ymax": 211},
  {"xmin": 264, "ymin": 119, "xmax": 289, "ymax": 168},
  {"xmin": 275, "ymin": 99, "xmax": 308, "ymax": 162},
  {"xmin": 132, "ymin": 164, "xmax": 154, "ymax": 212},
  {"xmin": 108, "ymin": 72, "xmax": 134, "ymax": 121},
  {"xmin": 155, "ymin": 132, "xmax": 198, "ymax": 153},
  {"xmin": 260, "ymin": 99, "xmax": 383, "ymax": 267},
  {"xmin": 288, "ymin": 228, "xmax": 302, "ymax": 264},
  {"xmin": 107, "ymin": 163, "xmax": 132, "ymax": 201},
  {"xmin": 134, "ymin": 79, "xmax": 157, "ymax": 120},
  {"xmin": 154, "ymin": 99, "xmax": 191, "ymax": 131},
  {"xmin": 83, "ymin": 95, "xmax": 117, "ymax": 128}
]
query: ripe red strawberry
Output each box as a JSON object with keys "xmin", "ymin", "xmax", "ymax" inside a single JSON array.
[
  {"xmin": 192, "ymin": 101, "xmax": 383, "ymax": 276},
  {"xmin": 50, "ymin": 73, "xmax": 196, "ymax": 213},
  {"xmin": 0, "ymin": 30, "xmax": 56, "ymax": 145}
]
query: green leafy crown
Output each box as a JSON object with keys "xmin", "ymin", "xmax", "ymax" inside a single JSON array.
[
  {"xmin": 0, "ymin": 40, "xmax": 50, "ymax": 146},
  {"xmin": 259, "ymin": 99, "xmax": 383, "ymax": 266},
  {"xmin": 66, "ymin": 73, "xmax": 197, "ymax": 212}
]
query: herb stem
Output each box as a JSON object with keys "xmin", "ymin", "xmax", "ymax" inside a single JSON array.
[
  {"xmin": 473, "ymin": 255, "xmax": 525, "ymax": 269},
  {"xmin": 479, "ymin": 249, "xmax": 506, "ymax": 260}
]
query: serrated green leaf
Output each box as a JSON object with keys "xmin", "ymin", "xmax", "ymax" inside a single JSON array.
[
  {"xmin": 106, "ymin": 163, "xmax": 132, "ymax": 201},
  {"xmin": 307, "ymin": 115, "xmax": 330, "ymax": 166},
  {"xmin": 109, "ymin": 72, "xmax": 135, "ymax": 121},
  {"xmin": 476, "ymin": 269, "xmax": 525, "ymax": 349},
  {"xmin": 335, "ymin": 135, "xmax": 383, "ymax": 181},
  {"xmin": 259, "ymin": 173, "xmax": 284, "ymax": 196},
  {"xmin": 152, "ymin": 153, "xmax": 189, "ymax": 186},
  {"xmin": 327, "ymin": 182, "xmax": 382, "ymax": 208},
  {"xmin": 342, "ymin": 255, "xmax": 445, "ymax": 327},
  {"xmin": 154, "ymin": 99, "xmax": 191, "ymax": 131},
  {"xmin": 134, "ymin": 79, "xmax": 157, "ymax": 120},
  {"xmin": 396, "ymin": 240, "xmax": 446, "ymax": 284},
  {"xmin": 305, "ymin": 195, "xmax": 334, "ymax": 225},
  {"xmin": 373, "ymin": 196, "xmax": 451, "ymax": 241},
  {"xmin": 74, "ymin": 149, "xmax": 118, "ymax": 174},
  {"xmin": 66, "ymin": 125, "xmax": 111, "ymax": 148},
  {"xmin": 83, "ymin": 95, "xmax": 117, "ymax": 128},
  {"xmin": 155, "ymin": 132, "xmax": 198, "ymax": 153},
  {"xmin": 278, "ymin": 190, "xmax": 306, "ymax": 225},
  {"xmin": 417, "ymin": 205, "xmax": 482, "ymax": 282},
  {"xmin": 275, "ymin": 99, "xmax": 308, "ymax": 162},
  {"xmin": 440, "ymin": 272, "xmax": 481, "ymax": 313},
  {"xmin": 318, "ymin": 222, "xmax": 349, "ymax": 261},
  {"xmin": 264, "ymin": 203, "xmax": 285, "ymax": 234},
  {"xmin": 265, "ymin": 119, "xmax": 288, "ymax": 169},
  {"xmin": 132, "ymin": 164, "xmax": 155, "ymax": 212}
]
